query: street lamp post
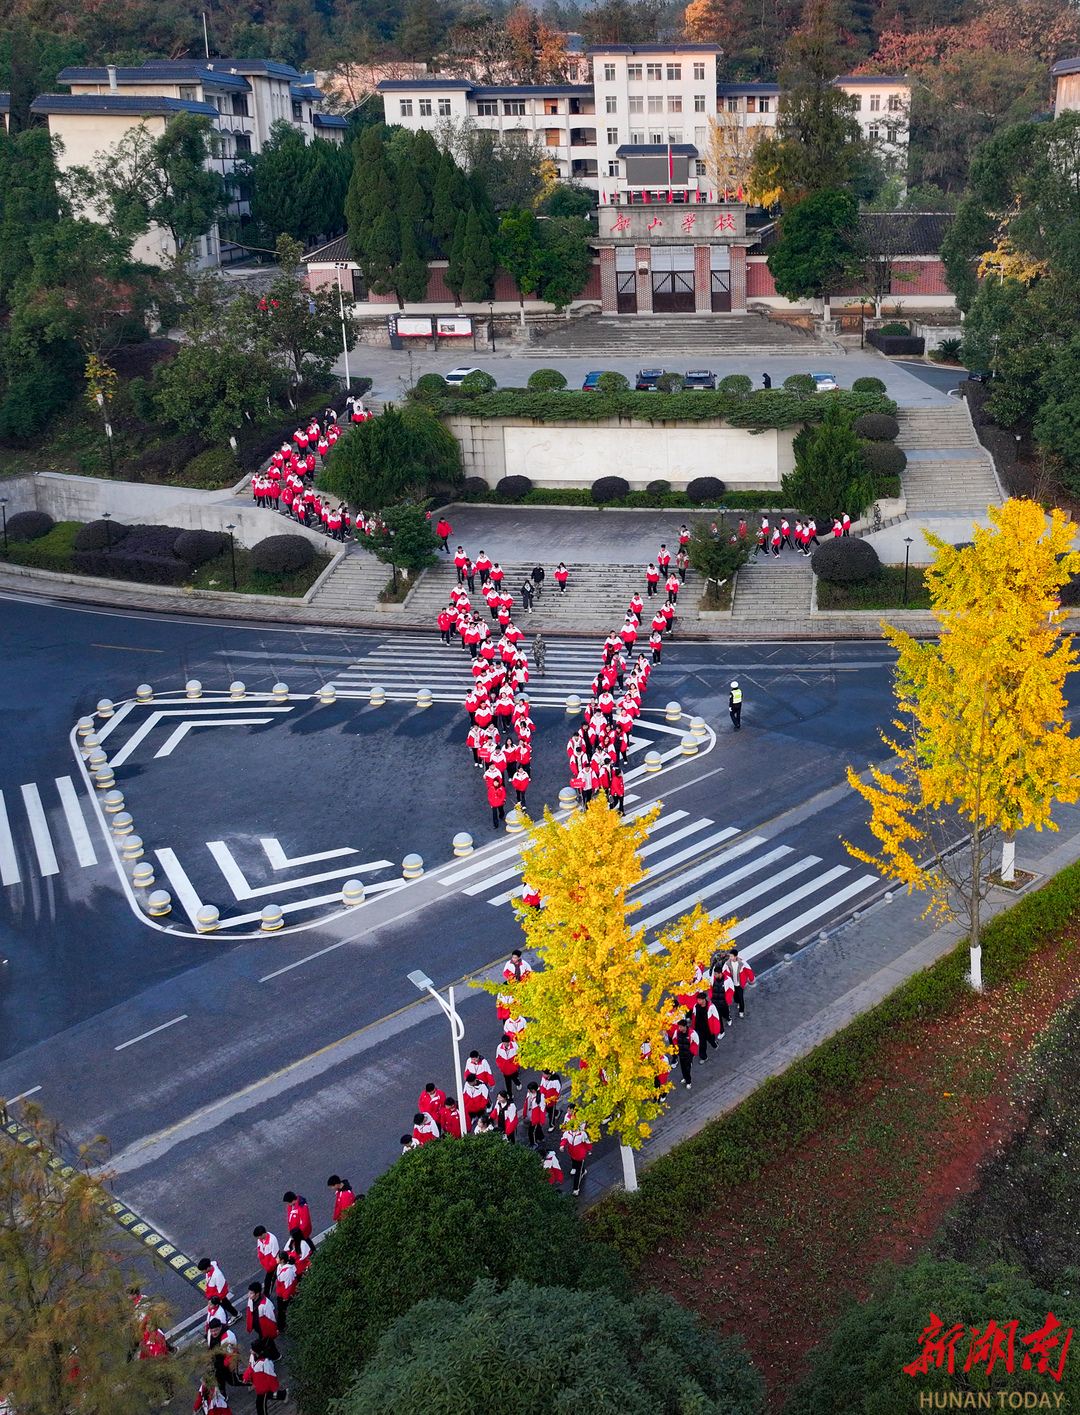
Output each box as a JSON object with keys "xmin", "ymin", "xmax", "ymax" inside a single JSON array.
[
  {"xmin": 102, "ymin": 509, "xmax": 112, "ymax": 550},
  {"xmin": 407, "ymin": 970, "xmax": 467, "ymax": 1133},
  {"xmin": 488, "ymin": 301, "xmax": 496, "ymax": 352},
  {"xmin": 0, "ymin": 497, "xmax": 7, "ymax": 553},
  {"xmin": 225, "ymin": 523, "xmax": 238, "ymax": 591},
  {"xmin": 903, "ymin": 536, "xmax": 913, "ymax": 606},
  {"xmin": 334, "ymin": 264, "xmax": 353, "ymax": 394}
]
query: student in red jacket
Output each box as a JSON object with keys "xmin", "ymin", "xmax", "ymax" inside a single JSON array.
[
  {"xmin": 439, "ymin": 1096, "xmax": 464, "ymax": 1137},
  {"xmin": 285, "ymin": 1228, "xmax": 313, "ymax": 1277},
  {"xmin": 246, "ymin": 1283, "xmax": 279, "ymax": 1354},
  {"xmin": 197, "ymin": 1259, "xmax": 238, "ymax": 1318},
  {"xmin": 560, "ymin": 1111, "xmax": 592, "ymax": 1196},
  {"xmin": 327, "ymin": 1175, "xmax": 355, "ymax": 1222},
  {"xmin": 435, "ymin": 517, "xmax": 452, "ymax": 552},
  {"xmin": 437, "ymin": 606, "xmax": 453, "ymax": 644},
  {"xmin": 543, "ymin": 1149, "xmax": 564, "ymax": 1185},
  {"xmin": 413, "ymin": 1110, "xmax": 440, "ymax": 1145},
  {"xmin": 555, "ymin": 562, "xmax": 569, "ymax": 593},
  {"xmin": 485, "ymin": 764, "xmax": 506, "ymax": 829},
  {"xmin": 252, "ymin": 1227, "xmax": 279, "ymax": 1288},
  {"xmin": 244, "ymin": 1339, "xmax": 288, "ymax": 1415},
  {"xmin": 274, "ymin": 1253, "xmax": 297, "ymax": 1330},
  {"xmin": 495, "ymin": 1033, "xmax": 521, "ymax": 1095},
  {"xmin": 418, "ymin": 1082, "xmax": 445, "ymax": 1116}
]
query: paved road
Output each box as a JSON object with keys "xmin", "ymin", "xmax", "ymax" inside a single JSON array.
[{"xmin": 1, "ymin": 592, "xmax": 1068, "ymax": 1326}]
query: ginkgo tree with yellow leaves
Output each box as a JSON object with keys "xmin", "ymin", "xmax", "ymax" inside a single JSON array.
[
  {"xmin": 481, "ymin": 798, "xmax": 734, "ymax": 1193},
  {"xmin": 847, "ymin": 498, "xmax": 1080, "ymax": 990}
]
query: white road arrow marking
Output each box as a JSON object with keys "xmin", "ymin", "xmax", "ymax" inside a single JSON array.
[
  {"xmin": 107, "ymin": 706, "xmax": 294, "ymax": 767},
  {"xmin": 205, "ymin": 841, "xmax": 394, "ymax": 900},
  {"xmin": 261, "ymin": 839, "xmax": 359, "ymax": 870},
  {"xmin": 154, "ymin": 719, "xmax": 273, "ymax": 758}
]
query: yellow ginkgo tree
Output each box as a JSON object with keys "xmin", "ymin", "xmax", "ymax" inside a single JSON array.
[
  {"xmin": 847, "ymin": 499, "xmax": 1080, "ymax": 990},
  {"xmin": 481, "ymin": 798, "xmax": 733, "ymax": 1192}
]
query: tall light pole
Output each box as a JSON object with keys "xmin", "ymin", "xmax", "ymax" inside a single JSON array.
[
  {"xmin": 102, "ymin": 509, "xmax": 113, "ymax": 549},
  {"xmin": 407, "ymin": 970, "xmax": 467, "ymax": 1134},
  {"xmin": 226, "ymin": 523, "xmax": 238, "ymax": 591},
  {"xmin": 903, "ymin": 536, "xmax": 913, "ymax": 606},
  {"xmin": 335, "ymin": 264, "xmax": 352, "ymax": 394},
  {"xmin": 0, "ymin": 497, "xmax": 7, "ymax": 553}
]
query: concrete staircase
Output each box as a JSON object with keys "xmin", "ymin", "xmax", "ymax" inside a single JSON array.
[
  {"xmin": 895, "ymin": 404, "xmax": 1002, "ymax": 516},
  {"xmin": 404, "ymin": 559, "xmax": 652, "ymax": 630},
  {"xmin": 307, "ymin": 545, "xmax": 391, "ymax": 612},
  {"xmin": 524, "ymin": 312, "xmax": 823, "ymax": 360},
  {"xmin": 731, "ymin": 558, "xmax": 814, "ymax": 618}
]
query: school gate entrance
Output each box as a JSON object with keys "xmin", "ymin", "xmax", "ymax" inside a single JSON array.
[{"xmin": 597, "ymin": 203, "xmax": 748, "ymax": 316}]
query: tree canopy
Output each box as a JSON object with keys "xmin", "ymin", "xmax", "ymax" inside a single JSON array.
[
  {"xmin": 318, "ymin": 402, "xmax": 461, "ymax": 506},
  {"xmin": 782, "ymin": 400, "xmax": 874, "ymax": 521},
  {"xmin": 767, "ymin": 188, "xmax": 860, "ymax": 302}
]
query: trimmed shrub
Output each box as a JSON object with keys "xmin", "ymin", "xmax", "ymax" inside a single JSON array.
[
  {"xmin": 72, "ymin": 525, "xmax": 190, "ymax": 585},
  {"xmin": 811, "ymin": 537, "xmax": 881, "ymax": 583},
  {"xmin": 73, "ymin": 519, "xmax": 131, "ymax": 552},
  {"xmin": 495, "ymin": 475, "xmax": 532, "ymax": 500},
  {"xmin": 462, "ymin": 476, "xmax": 490, "ymax": 497},
  {"xmin": 591, "ymin": 475, "xmax": 630, "ymax": 503},
  {"xmin": 851, "ymin": 376, "xmax": 887, "ymax": 394},
  {"xmin": 656, "ymin": 372, "xmax": 684, "ymax": 393},
  {"xmin": 173, "ymin": 529, "xmax": 227, "ymax": 567},
  {"xmin": 783, "ymin": 373, "xmax": 816, "ymax": 395},
  {"xmin": 873, "ymin": 475, "xmax": 902, "ymax": 498},
  {"xmin": 687, "ymin": 476, "xmax": 726, "ymax": 504},
  {"xmin": 6, "ymin": 510, "xmax": 54, "ymax": 542},
  {"xmin": 527, "ymin": 368, "xmax": 567, "ymax": 391},
  {"xmin": 646, "ymin": 479, "xmax": 671, "ymax": 496},
  {"xmin": 412, "ymin": 373, "xmax": 450, "ymax": 404},
  {"xmin": 860, "ymin": 442, "xmax": 907, "ymax": 477},
  {"xmin": 460, "ymin": 370, "xmax": 497, "ymax": 394},
  {"xmin": 719, "ymin": 374, "xmax": 753, "ymax": 394},
  {"xmin": 867, "ymin": 330, "xmax": 925, "ymax": 355},
  {"xmin": 596, "ymin": 371, "xmax": 629, "ymax": 392},
  {"xmin": 879, "ymin": 321, "xmax": 910, "ymax": 335},
  {"xmin": 249, "ymin": 534, "xmax": 316, "ymax": 575},
  {"xmin": 853, "ymin": 412, "xmax": 900, "ymax": 442},
  {"xmin": 3, "ymin": 520, "xmax": 80, "ymax": 572}
]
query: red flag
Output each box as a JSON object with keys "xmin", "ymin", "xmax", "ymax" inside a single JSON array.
[
  {"xmin": 668, "ymin": 142, "xmax": 674, "ymax": 186},
  {"xmin": 667, "ymin": 188, "xmax": 673, "ymax": 203},
  {"xmin": 737, "ymin": 183, "xmax": 744, "ymax": 201},
  {"xmin": 724, "ymin": 187, "xmax": 729, "ymax": 201},
  {"xmin": 644, "ymin": 189, "xmax": 649, "ymax": 203}
]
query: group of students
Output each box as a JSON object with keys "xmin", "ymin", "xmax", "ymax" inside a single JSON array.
[
  {"xmin": 565, "ymin": 635, "xmax": 655, "ymax": 810},
  {"xmin": 747, "ymin": 511, "xmax": 851, "ymax": 558},
  {"xmin": 666, "ymin": 948, "xmax": 757, "ymax": 1090},
  {"xmin": 619, "ymin": 577, "xmax": 679, "ymax": 664},
  {"xmin": 453, "ymin": 546, "xmax": 570, "ymax": 604},
  {"xmin": 192, "ymin": 1181, "xmax": 358, "ymax": 1414},
  {"xmin": 250, "ymin": 410, "xmax": 353, "ymax": 539}
]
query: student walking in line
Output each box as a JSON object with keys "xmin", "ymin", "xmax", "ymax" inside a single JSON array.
[
  {"xmin": 436, "ymin": 517, "xmax": 452, "ymax": 552},
  {"xmin": 531, "ymin": 564, "xmax": 545, "ymax": 598},
  {"xmin": 675, "ymin": 1018, "xmax": 694, "ymax": 1090},
  {"xmin": 555, "ymin": 562, "xmax": 569, "ymax": 593}
]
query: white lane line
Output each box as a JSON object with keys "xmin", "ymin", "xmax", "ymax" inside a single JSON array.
[
  {"xmin": 92, "ymin": 697, "xmax": 136, "ymax": 744},
  {"xmin": 638, "ymin": 818, "xmax": 715, "ymax": 859},
  {"xmin": 10, "ymin": 1085, "xmax": 41, "ymax": 1102},
  {"xmin": 154, "ymin": 849, "xmax": 206, "ymax": 927},
  {"xmin": 488, "ymin": 884, "xmax": 525, "ymax": 907},
  {"xmin": 634, "ymin": 835, "xmax": 771, "ymax": 907},
  {"xmin": 637, "ymin": 844, "xmax": 795, "ymax": 930},
  {"xmin": 115, "ymin": 1015, "xmax": 188, "ymax": 1051},
  {"xmin": 206, "ymin": 842, "xmax": 394, "ymax": 900},
  {"xmin": 645, "ymin": 855, "xmax": 823, "ymax": 946},
  {"xmin": 20, "ymin": 784, "xmax": 58, "ymax": 877},
  {"xmin": 108, "ymin": 706, "xmax": 293, "ymax": 768},
  {"xmin": 55, "ymin": 776, "xmax": 97, "ymax": 867},
  {"xmin": 741, "ymin": 875, "xmax": 879, "ymax": 961},
  {"xmin": 640, "ymin": 827, "xmax": 740, "ymax": 878},
  {"xmin": 728, "ymin": 864, "xmax": 850, "ymax": 936},
  {"xmin": 154, "ymin": 718, "xmax": 273, "ymax": 757},
  {"xmin": 643, "ymin": 809, "xmax": 689, "ymax": 833},
  {"xmin": 462, "ymin": 862, "xmax": 525, "ymax": 896},
  {"xmin": 224, "ymin": 879, "xmax": 405, "ymax": 929},
  {"xmin": 0, "ymin": 790, "xmax": 20, "ymax": 886},
  {"xmin": 624, "ymin": 794, "xmax": 641, "ymax": 805},
  {"xmin": 261, "ymin": 839, "xmax": 358, "ymax": 870},
  {"xmin": 439, "ymin": 842, "xmax": 524, "ymax": 886}
]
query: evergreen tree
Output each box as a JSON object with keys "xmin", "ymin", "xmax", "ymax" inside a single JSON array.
[
  {"xmin": 445, "ymin": 210, "xmax": 467, "ymax": 306},
  {"xmin": 0, "ymin": 126, "xmax": 60, "ymax": 309},
  {"xmin": 364, "ymin": 208, "xmax": 401, "ymax": 300},
  {"xmin": 495, "ymin": 207, "xmax": 543, "ymax": 317},
  {"xmin": 395, "ymin": 214, "xmax": 431, "ymax": 305},
  {"xmin": 247, "ymin": 120, "xmax": 319, "ymax": 247},
  {"xmin": 468, "ymin": 167, "xmax": 497, "ymax": 236},
  {"xmin": 781, "ymin": 401, "xmax": 874, "ymax": 521},
  {"xmin": 537, "ymin": 214, "xmax": 594, "ymax": 310},
  {"xmin": 432, "ymin": 153, "xmax": 469, "ymax": 253},
  {"xmin": 767, "ymin": 187, "xmax": 860, "ymax": 302},
  {"xmin": 308, "ymin": 136, "xmax": 353, "ymax": 239},
  {"xmin": 345, "ymin": 125, "xmax": 395, "ymax": 265},
  {"xmin": 461, "ymin": 206, "xmax": 496, "ymax": 303}
]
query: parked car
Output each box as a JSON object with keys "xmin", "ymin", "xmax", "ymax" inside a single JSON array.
[
  {"xmin": 684, "ymin": 369, "xmax": 716, "ymax": 390},
  {"xmin": 811, "ymin": 371, "xmax": 839, "ymax": 391},
  {"xmin": 582, "ymin": 371, "xmax": 604, "ymax": 391},
  {"xmin": 444, "ymin": 366, "xmax": 481, "ymax": 385},
  {"xmin": 635, "ymin": 368, "xmax": 665, "ymax": 390}
]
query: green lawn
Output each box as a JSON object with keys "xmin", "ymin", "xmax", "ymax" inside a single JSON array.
[
  {"xmin": 816, "ymin": 564, "xmax": 931, "ymax": 610},
  {"xmin": 188, "ymin": 546, "xmax": 334, "ymax": 597}
]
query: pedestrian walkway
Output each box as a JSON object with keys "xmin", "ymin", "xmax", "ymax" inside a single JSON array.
[
  {"xmin": 731, "ymin": 560, "xmax": 814, "ymax": 618},
  {"xmin": 305, "ymin": 545, "xmax": 389, "ymax": 613},
  {"xmin": 405, "ymin": 560, "xmax": 650, "ymax": 631},
  {"xmin": 895, "ymin": 404, "xmax": 1001, "ymax": 516},
  {"xmin": 0, "ymin": 776, "xmax": 99, "ymax": 886}
]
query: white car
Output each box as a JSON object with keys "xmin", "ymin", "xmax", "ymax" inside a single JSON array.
[
  {"xmin": 444, "ymin": 366, "xmax": 481, "ymax": 385},
  {"xmin": 811, "ymin": 371, "xmax": 839, "ymax": 391}
]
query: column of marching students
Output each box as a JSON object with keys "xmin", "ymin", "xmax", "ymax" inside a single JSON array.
[{"xmin": 248, "ymin": 396, "xmax": 373, "ymax": 540}]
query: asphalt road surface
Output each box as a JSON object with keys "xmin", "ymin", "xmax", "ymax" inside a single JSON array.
[{"xmin": 0, "ymin": 588, "xmax": 962, "ymax": 1320}]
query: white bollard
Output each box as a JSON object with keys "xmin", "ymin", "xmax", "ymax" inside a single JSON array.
[
  {"xmin": 87, "ymin": 749, "xmax": 107, "ymax": 775},
  {"xmin": 565, "ymin": 694, "xmax": 581, "ymax": 715},
  {"xmin": 505, "ymin": 808, "xmax": 524, "ymax": 835},
  {"xmin": 402, "ymin": 853, "xmax": 424, "ymax": 880},
  {"xmin": 147, "ymin": 890, "xmax": 171, "ymax": 917},
  {"xmin": 132, "ymin": 863, "xmax": 155, "ymax": 889},
  {"xmin": 81, "ymin": 734, "xmax": 101, "ymax": 757},
  {"xmin": 76, "ymin": 716, "xmax": 95, "ymax": 738},
  {"xmin": 272, "ymin": 683, "xmax": 289, "ymax": 703},
  {"xmin": 369, "ymin": 685, "xmax": 386, "ymax": 707},
  {"xmin": 111, "ymin": 812, "xmax": 134, "ymax": 837},
  {"xmin": 121, "ymin": 835, "xmax": 144, "ymax": 861},
  {"xmin": 136, "ymin": 684, "xmax": 154, "ymax": 704},
  {"xmin": 185, "ymin": 680, "xmax": 202, "ymax": 700},
  {"xmin": 690, "ymin": 715, "xmax": 708, "ymax": 738},
  {"xmin": 452, "ymin": 832, "xmax": 474, "ymax": 857},
  {"xmin": 96, "ymin": 698, "xmax": 115, "ymax": 718},
  {"xmin": 680, "ymin": 734, "xmax": 698, "ymax": 756},
  {"xmin": 318, "ymin": 683, "xmax": 337, "ymax": 705},
  {"xmin": 558, "ymin": 786, "xmax": 579, "ymax": 811},
  {"xmin": 94, "ymin": 768, "xmax": 115, "ymax": 790},
  {"xmin": 102, "ymin": 790, "xmax": 125, "ymax": 814},
  {"xmin": 644, "ymin": 750, "xmax": 662, "ymax": 773},
  {"xmin": 665, "ymin": 700, "xmax": 682, "ymax": 723},
  {"xmin": 261, "ymin": 904, "xmax": 284, "ymax": 931},
  {"xmin": 196, "ymin": 905, "xmax": 220, "ymax": 932},
  {"xmin": 342, "ymin": 879, "xmax": 366, "ymax": 906},
  {"xmin": 416, "ymin": 687, "xmax": 433, "ymax": 709},
  {"xmin": 229, "ymin": 681, "xmax": 246, "ymax": 700}
]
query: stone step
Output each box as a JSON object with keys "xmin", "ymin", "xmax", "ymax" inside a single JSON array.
[
  {"xmin": 307, "ymin": 547, "xmax": 389, "ymax": 610},
  {"xmin": 731, "ymin": 559, "xmax": 813, "ymax": 618}
]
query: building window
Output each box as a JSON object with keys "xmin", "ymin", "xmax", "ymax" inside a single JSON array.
[
  {"xmin": 232, "ymin": 95, "xmax": 249, "ymax": 116},
  {"xmin": 745, "ymin": 95, "xmax": 756, "ymax": 112},
  {"xmin": 608, "ymin": 159, "xmax": 620, "ymax": 176},
  {"xmin": 545, "ymin": 128, "xmax": 562, "ymax": 146},
  {"xmin": 647, "ymin": 62, "xmax": 663, "ymax": 80},
  {"xmin": 887, "ymin": 125, "xmax": 898, "ymax": 143},
  {"xmin": 888, "ymin": 93, "xmax": 903, "ymax": 111},
  {"xmin": 694, "ymin": 93, "xmax": 706, "ymax": 112},
  {"xmin": 758, "ymin": 97, "xmax": 770, "ymax": 112},
  {"xmin": 630, "ymin": 129, "xmax": 644, "ymax": 144},
  {"xmin": 419, "ymin": 98, "xmax": 432, "ymax": 116},
  {"xmin": 648, "ymin": 95, "xmax": 664, "ymax": 113},
  {"xmin": 849, "ymin": 93, "xmax": 861, "ymax": 110},
  {"xmin": 607, "ymin": 126, "xmax": 619, "ymax": 143},
  {"xmin": 180, "ymin": 85, "xmax": 197, "ymax": 100},
  {"xmin": 627, "ymin": 63, "xmax": 642, "ymax": 80},
  {"xmin": 667, "ymin": 63, "xmax": 681, "ymax": 80},
  {"xmin": 291, "ymin": 100, "xmax": 304, "ymax": 121},
  {"xmin": 694, "ymin": 125, "xmax": 706, "ymax": 145},
  {"xmin": 649, "ymin": 129, "xmax": 663, "ymax": 143},
  {"xmin": 400, "ymin": 99, "xmax": 413, "ymax": 116},
  {"xmin": 693, "ymin": 62, "xmax": 706, "ymax": 79},
  {"xmin": 606, "ymin": 95, "xmax": 617, "ymax": 112},
  {"xmin": 351, "ymin": 270, "xmax": 367, "ymax": 301},
  {"xmin": 235, "ymin": 133, "xmax": 251, "ymax": 153},
  {"xmin": 569, "ymin": 63, "xmax": 579, "ymax": 79},
  {"xmin": 438, "ymin": 98, "xmax": 451, "ymax": 115},
  {"xmin": 696, "ymin": 159, "xmax": 707, "ymax": 176},
  {"xmin": 628, "ymin": 94, "xmax": 643, "ymax": 113},
  {"xmin": 727, "ymin": 96, "xmax": 740, "ymax": 111},
  {"xmin": 869, "ymin": 95, "xmax": 880, "ymax": 111},
  {"xmin": 868, "ymin": 122, "xmax": 880, "ymax": 140},
  {"xmin": 604, "ymin": 63, "xmax": 616, "ymax": 80},
  {"xmin": 476, "ymin": 101, "xmax": 497, "ymax": 115},
  {"xmin": 668, "ymin": 129, "xmax": 682, "ymax": 143},
  {"xmin": 504, "ymin": 100, "xmax": 526, "ymax": 115},
  {"xmin": 668, "ymin": 95, "xmax": 682, "ymax": 113}
]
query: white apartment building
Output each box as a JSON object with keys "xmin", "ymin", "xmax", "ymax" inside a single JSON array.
[{"xmin": 1051, "ymin": 56, "xmax": 1080, "ymax": 116}]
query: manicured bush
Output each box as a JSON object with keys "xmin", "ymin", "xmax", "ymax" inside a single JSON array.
[
  {"xmin": 656, "ymin": 372, "xmax": 684, "ymax": 393},
  {"xmin": 719, "ymin": 374, "xmax": 753, "ymax": 393},
  {"xmin": 5, "ymin": 510, "xmax": 54, "ymax": 542},
  {"xmin": 873, "ymin": 474, "xmax": 902, "ymax": 498},
  {"xmin": 412, "ymin": 373, "xmax": 450, "ymax": 403},
  {"xmin": 249, "ymin": 534, "xmax": 316, "ymax": 575},
  {"xmin": 3, "ymin": 520, "xmax": 81, "ymax": 571},
  {"xmin": 173, "ymin": 529, "xmax": 227, "ymax": 567},
  {"xmin": 783, "ymin": 373, "xmax": 816, "ymax": 394},
  {"xmin": 595, "ymin": 371, "xmax": 629, "ymax": 392},
  {"xmin": 337, "ymin": 1279, "xmax": 765, "ymax": 1415},
  {"xmin": 175, "ymin": 447, "xmax": 240, "ymax": 489},
  {"xmin": 459, "ymin": 370, "xmax": 497, "ymax": 394},
  {"xmin": 851, "ymin": 376, "xmax": 887, "ymax": 393},
  {"xmin": 527, "ymin": 368, "xmax": 567, "ymax": 391},
  {"xmin": 73, "ymin": 519, "xmax": 131, "ymax": 552},
  {"xmin": 878, "ymin": 321, "xmax": 910, "ymax": 335},
  {"xmin": 288, "ymin": 1137, "xmax": 626, "ymax": 1415},
  {"xmin": 687, "ymin": 476, "xmax": 726, "ymax": 504},
  {"xmin": 853, "ymin": 412, "xmax": 900, "ymax": 442},
  {"xmin": 646, "ymin": 479, "xmax": 671, "ymax": 496},
  {"xmin": 860, "ymin": 442, "xmax": 907, "ymax": 477},
  {"xmin": 867, "ymin": 330, "xmax": 925, "ymax": 355},
  {"xmin": 495, "ymin": 475, "xmax": 532, "ymax": 500},
  {"xmin": 72, "ymin": 524, "xmax": 191, "ymax": 584},
  {"xmin": 462, "ymin": 477, "xmax": 490, "ymax": 497},
  {"xmin": 810, "ymin": 537, "xmax": 881, "ymax": 583},
  {"xmin": 591, "ymin": 475, "xmax": 630, "ymax": 502}
]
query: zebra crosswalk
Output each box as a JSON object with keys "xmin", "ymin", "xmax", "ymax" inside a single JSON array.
[
  {"xmin": 435, "ymin": 804, "xmax": 880, "ymax": 966},
  {"xmin": 0, "ymin": 777, "xmax": 100, "ymax": 887}
]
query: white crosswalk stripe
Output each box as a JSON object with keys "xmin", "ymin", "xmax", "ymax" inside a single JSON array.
[{"xmin": 0, "ymin": 778, "xmax": 102, "ymax": 886}]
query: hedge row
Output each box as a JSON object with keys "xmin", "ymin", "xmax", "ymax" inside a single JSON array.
[
  {"xmin": 588, "ymin": 859, "xmax": 1080, "ymax": 1266},
  {"xmin": 431, "ymin": 388, "xmax": 897, "ymax": 428},
  {"xmin": 454, "ymin": 486, "xmax": 802, "ymax": 511}
]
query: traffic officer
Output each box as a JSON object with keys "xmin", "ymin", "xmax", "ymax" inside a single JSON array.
[{"xmin": 729, "ymin": 680, "xmax": 742, "ymax": 730}]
